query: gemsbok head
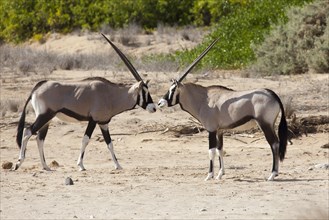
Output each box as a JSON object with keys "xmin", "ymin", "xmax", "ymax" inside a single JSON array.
[
  {"xmin": 158, "ymin": 38, "xmax": 287, "ymax": 181},
  {"xmin": 13, "ymin": 33, "xmax": 156, "ymax": 171}
]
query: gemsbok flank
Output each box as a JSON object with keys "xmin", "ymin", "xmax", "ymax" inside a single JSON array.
[
  {"xmin": 13, "ymin": 33, "xmax": 156, "ymax": 171},
  {"xmin": 158, "ymin": 38, "xmax": 288, "ymax": 181}
]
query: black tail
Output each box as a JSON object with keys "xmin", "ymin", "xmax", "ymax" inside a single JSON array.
[
  {"xmin": 278, "ymin": 106, "xmax": 288, "ymax": 161},
  {"xmin": 16, "ymin": 80, "xmax": 47, "ymax": 149},
  {"xmin": 266, "ymin": 89, "xmax": 287, "ymax": 161},
  {"xmin": 16, "ymin": 96, "xmax": 31, "ymax": 149}
]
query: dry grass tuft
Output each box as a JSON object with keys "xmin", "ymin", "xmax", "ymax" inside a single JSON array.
[{"xmin": 0, "ymin": 99, "xmax": 22, "ymax": 117}]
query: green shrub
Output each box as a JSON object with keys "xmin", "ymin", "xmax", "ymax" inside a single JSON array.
[
  {"xmin": 251, "ymin": 0, "xmax": 329, "ymax": 75},
  {"xmin": 176, "ymin": 0, "xmax": 312, "ymax": 70},
  {"xmin": 0, "ymin": 0, "xmax": 194, "ymax": 44}
]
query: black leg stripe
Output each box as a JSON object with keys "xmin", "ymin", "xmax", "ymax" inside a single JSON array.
[
  {"xmin": 100, "ymin": 128, "xmax": 112, "ymax": 145},
  {"xmin": 31, "ymin": 111, "xmax": 55, "ymax": 135},
  {"xmin": 209, "ymin": 131, "xmax": 217, "ymax": 149},
  {"xmin": 38, "ymin": 125, "xmax": 49, "ymax": 141},
  {"xmin": 85, "ymin": 120, "xmax": 96, "ymax": 138},
  {"xmin": 209, "ymin": 160, "xmax": 213, "ymax": 173}
]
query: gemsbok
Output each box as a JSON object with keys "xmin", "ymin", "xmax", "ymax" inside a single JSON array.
[
  {"xmin": 158, "ymin": 38, "xmax": 287, "ymax": 181},
  {"xmin": 13, "ymin": 33, "xmax": 156, "ymax": 171}
]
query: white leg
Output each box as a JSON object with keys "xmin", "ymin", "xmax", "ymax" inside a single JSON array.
[
  {"xmin": 216, "ymin": 148, "xmax": 225, "ymax": 180},
  {"xmin": 37, "ymin": 138, "xmax": 51, "ymax": 171},
  {"xmin": 108, "ymin": 142, "xmax": 122, "ymax": 170},
  {"xmin": 205, "ymin": 148, "xmax": 216, "ymax": 181},
  {"xmin": 77, "ymin": 135, "xmax": 89, "ymax": 171},
  {"xmin": 13, "ymin": 128, "xmax": 32, "ymax": 170}
]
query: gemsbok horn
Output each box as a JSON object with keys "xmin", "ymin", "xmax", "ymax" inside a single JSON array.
[
  {"xmin": 158, "ymin": 38, "xmax": 287, "ymax": 181},
  {"xmin": 13, "ymin": 33, "xmax": 156, "ymax": 171}
]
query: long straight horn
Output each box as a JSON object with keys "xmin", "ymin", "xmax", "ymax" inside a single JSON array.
[
  {"xmin": 178, "ymin": 37, "xmax": 219, "ymax": 82},
  {"xmin": 101, "ymin": 33, "xmax": 143, "ymax": 82}
]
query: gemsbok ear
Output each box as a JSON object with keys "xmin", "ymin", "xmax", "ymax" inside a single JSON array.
[
  {"xmin": 173, "ymin": 79, "xmax": 182, "ymax": 87},
  {"xmin": 145, "ymin": 79, "xmax": 150, "ymax": 85},
  {"xmin": 130, "ymin": 81, "xmax": 143, "ymax": 93}
]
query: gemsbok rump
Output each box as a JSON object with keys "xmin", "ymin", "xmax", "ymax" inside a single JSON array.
[
  {"xmin": 13, "ymin": 33, "xmax": 156, "ymax": 171},
  {"xmin": 158, "ymin": 38, "xmax": 287, "ymax": 181}
]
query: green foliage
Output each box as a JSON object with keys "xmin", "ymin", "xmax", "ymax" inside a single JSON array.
[
  {"xmin": 0, "ymin": 0, "xmax": 194, "ymax": 43},
  {"xmin": 177, "ymin": 0, "xmax": 313, "ymax": 69},
  {"xmin": 251, "ymin": 0, "xmax": 329, "ymax": 75},
  {"xmin": 1, "ymin": 0, "xmax": 323, "ymax": 74}
]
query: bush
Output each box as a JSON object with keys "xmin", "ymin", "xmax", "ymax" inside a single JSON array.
[
  {"xmin": 176, "ymin": 0, "xmax": 312, "ymax": 70},
  {"xmin": 250, "ymin": 0, "xmax": 329, "ymax": 75},
  {"xmin": 0, "ymin": 0, "xmax": 194, "ymax": 44}
]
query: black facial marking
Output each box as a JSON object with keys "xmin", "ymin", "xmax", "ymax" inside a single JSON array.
[
  {"xmin": 164, "ymin": 84, "xmax": 179, "ymax": 107},
  {"xmin": 137, "ymin": 84, "xmax": 154, "ymax": 109}
]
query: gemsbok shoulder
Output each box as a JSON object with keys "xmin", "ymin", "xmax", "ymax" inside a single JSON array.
[
  {"xmin": 13, "ymin": 33, "xmax": 156, "ymax": 171},
  {"xmin": 158, "ymin": 38, "xmax": 287, "ymax": 181}
]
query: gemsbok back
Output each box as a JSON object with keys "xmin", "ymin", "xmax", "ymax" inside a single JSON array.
[
  {"xmin": 13, "ymin": 33, "xmax": 156, "ymax": 171},
  {"xmin": 158, "ymin": 38, "xmax": 287, "ymax": 181}
]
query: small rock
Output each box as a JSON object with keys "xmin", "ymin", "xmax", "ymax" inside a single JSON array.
[
  {"xmin": 314, "ymin": 163, "xmax": 329, "ymax": 169},
  {"xmin": 49, "ymin": 160, "xmax": 59, "ymax": 168},
  {"xmin": 90, "ymin": 215, "xmax": 95, "ymax": 219},
  {"xmin": 65, "ymin": 177, "xmax": 74, "ymax": 185},
  {"xmin": 201, "ymin": 208, "xmax": 207, "ymax": 212},
  {"xmin": 308, "ymin": 163, "xmax": 329, "ymax": 170},
  {"xmin": 321, "ymin": 143, "xmax": 329, "ymax": 149},
  {"xmin": 2, "ymin": 161, "xmax": 13, "ymax": 169}
]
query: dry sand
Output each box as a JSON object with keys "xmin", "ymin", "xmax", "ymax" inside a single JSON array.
[{"xmin": 0, "ymin": 33, "xmax": 328, "ymax": 219}]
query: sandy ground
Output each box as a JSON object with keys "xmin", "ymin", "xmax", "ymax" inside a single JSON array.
[{"xmin": 0, "ymin": 33, "xmax": 328, "ymax": 219}]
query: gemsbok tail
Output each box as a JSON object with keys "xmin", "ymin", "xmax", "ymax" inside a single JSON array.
[
  {"xmin": 269, "ymin": 90, "xmax": 288, "ymax": 161},
  {"xmin": 267, "ymin": 89, "xmax": 288, "ymax": 161},
  {"xmin": 16, "ymin": 95, "xmax": 31, "ymax": 149},
  {"xmin": 16, "ymin": 80, "xmax": 47, "ymax": 149},
  {"xmin": 278, "ymin": 103, "xmax": 288, "ymax": 161}
]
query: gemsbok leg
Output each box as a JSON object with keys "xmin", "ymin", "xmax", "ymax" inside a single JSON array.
[
  {"xmin": 14, "ymin": 112, "xmax": 55, "ymax": 170},
  {"xmin": 258, "ymin": 122, "xmax": 280, "ymax": 181},
  {"xmin": 36, "ymin": 124, "xmax": 51, "ymax": 171},
  {"xmin": 205, "ymin": 131, "xmax": 217, "ymax": 181},
  {"xmin": 215, "ymin": 131, "xmax": 225, "ymax": 180},
  {"xmin": 77, "ymin": 119, "xmax": 97, "ymax": 171},
  {"xmin": 99, "ymin": 124, "xmax": 122, "ymax": 170}
]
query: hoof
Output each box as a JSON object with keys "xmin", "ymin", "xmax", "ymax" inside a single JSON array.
[
  {"xmin": 267, "ymin": 172, "xmax": 278, "ymax": 181},
  {"xmin": 11, "ymin": 163, "xmax": 19, "ymax": 171},
  {"xmin": 43, "ymin": 167, "xmax": 52, "ymax": 171},
  {"xmin": 204, "ymin": 173, "xmax": 214, "ymax": 181},
  {"xmin": 215, "ymin": 172, "xmax": 224, "ymax": 180},
  {"xmin": 115, "ymin": 164, "xmax": 123, "ymax": 170}
]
